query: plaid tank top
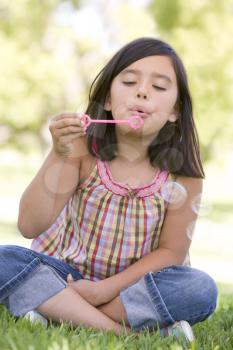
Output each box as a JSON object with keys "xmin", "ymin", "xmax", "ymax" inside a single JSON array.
[{"xmin": 31, "ymin": 158, "xmax": 179, "ymax": 281}]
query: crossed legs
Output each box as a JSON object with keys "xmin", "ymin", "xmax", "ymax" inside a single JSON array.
[{"xmin": 37, "ymin": 286, "xmax": 129, "ymax": 335}]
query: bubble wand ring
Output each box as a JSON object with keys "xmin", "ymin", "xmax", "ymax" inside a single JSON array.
[{"xmin": 80, "ymin": 114, "xmax": 144, "ymax": 130}]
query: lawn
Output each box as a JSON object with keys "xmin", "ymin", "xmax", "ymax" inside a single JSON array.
[{"xmin": 0, "ymin": 283, "xmax": 232, "ymax": 350}]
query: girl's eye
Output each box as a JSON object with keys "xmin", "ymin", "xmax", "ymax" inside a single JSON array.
[
  {"xmin": 153, "ymin": 85, "xmax": 167, "ymax": 91},
  {"xmin": 122, "ymin": 82, "xmax": 166, "ymax": 91},
  {"xmin": 122, "ymin": 81, "xmax": 136, "ymax": 85}
]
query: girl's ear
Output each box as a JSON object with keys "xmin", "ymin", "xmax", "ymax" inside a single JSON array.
[
  {"xmin": 104, "ymin": 94, "xmax": 111, "ymax": 111},
  {"xmin": 168, "ymin": 112, "xmax": 178, "ymax": 122},
  {"xmin": 168, "ymin": 101, "xmax": 180, "ymax": 122}
]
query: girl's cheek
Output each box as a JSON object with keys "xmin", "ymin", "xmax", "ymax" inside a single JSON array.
[
  {"xmin": 111, "ymin": 103, "xmax": 126, "ymax": 118},
  {"xmin": 168, "ymin": 89, "xmax": 178, "ymax": 105},
  {"xmin": 161, "ymin": 92, "xmax": 177, "ymax": 108}
]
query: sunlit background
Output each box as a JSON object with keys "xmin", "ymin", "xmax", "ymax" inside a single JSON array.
[{"xmin": 0, "ymin": 0, "xmax": 233, "ymax": 288}]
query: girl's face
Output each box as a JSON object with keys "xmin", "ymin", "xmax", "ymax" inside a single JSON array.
[{"xmin": 105, "ymin": 55, "xmax": 179, "ymax": 136}]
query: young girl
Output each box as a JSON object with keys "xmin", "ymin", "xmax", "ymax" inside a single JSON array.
[{"xmin": 0, "ymin": 37, "xmax": 217, "ymax": 340}]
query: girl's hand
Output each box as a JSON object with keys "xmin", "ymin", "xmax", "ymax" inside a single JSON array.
[
  {"xmin": 49, "ymin": 112, "xmax": 87, "ymax": 158},
  {"xmin": 67, "ymin": 275, "xmax": 111, "ymax": 306}
]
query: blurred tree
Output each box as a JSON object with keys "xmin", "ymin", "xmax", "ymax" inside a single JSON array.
[
  {"xmin": 0, "ymin": 0, "xmax": 82, "ymax": 153},
  {"xmin": 149, "ymin": 0, "xmax": 233, "ymax": 162}
]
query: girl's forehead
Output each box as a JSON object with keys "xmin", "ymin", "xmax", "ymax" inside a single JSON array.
[{"xmin": 121, "ymin": 55, "xmax": 176, "ymax": 81}]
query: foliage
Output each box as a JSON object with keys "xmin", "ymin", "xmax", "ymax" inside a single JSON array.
[
  {"xmin": 149, "ymin": 0, "xmax": 233, "ymax": 161},
  {"xmin": 0, "ymin": 0, "xmax": 86, "ymax": 152}
]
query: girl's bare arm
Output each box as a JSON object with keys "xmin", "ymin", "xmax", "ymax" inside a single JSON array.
[{"xmin": 17, "ymin": 113, "xmax": 88, "ymax": 238}]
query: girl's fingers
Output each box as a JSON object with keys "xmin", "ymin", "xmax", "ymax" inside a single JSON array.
[
  {"xmin": 51, "ymin": 112, "xmax": 84, "ymax": 122},
  {"xmin": 59, "ymin": 132, "xmax": 86, "ymax": 144},
  {"xmin": 49, "ymin": 112, "xmax": 87, "ymax": 157},
  {"xmin": 49, "ymin": 119, "xmax": 82, "ymax": 132},
  {"xmin": 55, "ymin": 118, "xmax": 84, "ymax": 129},
  {"xmin": 67, "ymin": 274, "xmax": 74, "ymax": 283},
  {"xmin": 55, "ymin": 126, "xmax": 85, "ymax": 137},
  {"xmin": 50, "ymin": 113, "xmax": 86, "ymax": 128}
]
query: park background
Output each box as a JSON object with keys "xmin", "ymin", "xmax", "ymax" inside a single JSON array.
[{"xmin": 0, "ymin": 0, "xmax": 232, "ymax": 291}]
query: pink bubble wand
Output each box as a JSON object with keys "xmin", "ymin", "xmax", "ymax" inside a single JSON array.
[{"xmin": 79, "ymin": 114, "xmax": 144, "ymax": 130}]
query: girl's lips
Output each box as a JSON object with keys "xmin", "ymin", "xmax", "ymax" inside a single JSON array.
[{"xmin": 131, "ymin": 110, "xmax": 149, "ymax": 118}]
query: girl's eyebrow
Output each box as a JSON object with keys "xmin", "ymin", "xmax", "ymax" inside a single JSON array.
[{"xmin": 121, "ymin": 68, "xmax": 172, "ymax": 84}]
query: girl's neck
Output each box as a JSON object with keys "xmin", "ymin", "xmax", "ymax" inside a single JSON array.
[
  {"xmin": 114, "ymin": 154, "xmax": 149, "ymax": 167},
  {"xmin": 114, "ymin": 131, "xmax": 154, "ymax": 166}
]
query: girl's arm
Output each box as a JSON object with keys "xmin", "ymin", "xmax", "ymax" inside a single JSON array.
[
  {"xmin": 69, "ymin": 176, "xmax": 203, "ymax": 305},
  {"xmin": 18, "ymin": 113, "xmax": 87, "ymax": 238}
]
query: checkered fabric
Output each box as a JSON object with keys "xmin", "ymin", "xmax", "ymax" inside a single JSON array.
[{"xmin": 31, "ymin": 158, "xmax": 189, "ymax": 281}]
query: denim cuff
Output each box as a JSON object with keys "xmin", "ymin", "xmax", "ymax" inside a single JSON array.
[
  {"xmin": 9, "ymin": 264, "xmax": 66, "ymax": 316},
  {"xmin": 120, "ymin": 272, "xmax": 175, "ymax": 331}
]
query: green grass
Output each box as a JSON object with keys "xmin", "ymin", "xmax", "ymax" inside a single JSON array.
[{"xmin": 0, "ymin": 284, "xmax": 232, "ymax": 350}]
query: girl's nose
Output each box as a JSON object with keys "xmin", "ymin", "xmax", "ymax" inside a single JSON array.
[
  {"xmin": 136, "ymin": 86, "xmax": 148, "ymax": 100},
  {"xmin": 136, "ymin": 92, "xmax": 148, "ymax": 99}
]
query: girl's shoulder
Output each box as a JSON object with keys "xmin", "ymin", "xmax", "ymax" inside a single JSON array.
[
  {"xmin": 167, "ymin": 174, "xmax": 203, "ymax": 210},
  {"xmin": 175, "ymin": 175, "xmax": 203, "ymax": 188},
  {"xmin": 172, "ymin": 174, "xmax": 203, "ymax": 195}
]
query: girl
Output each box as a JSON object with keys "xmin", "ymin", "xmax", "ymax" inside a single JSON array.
[{"xmin": 0, "ymin": 37, "xmax": 217, "ymax": 340}]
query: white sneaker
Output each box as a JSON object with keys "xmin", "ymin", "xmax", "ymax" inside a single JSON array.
[
  {"xmin": 160, "ymin": 320, "xmax": 195, "ymax": 342},
  {"xmin": 24, "ymin": 310, "xmax": 48, "ymax": 327}
]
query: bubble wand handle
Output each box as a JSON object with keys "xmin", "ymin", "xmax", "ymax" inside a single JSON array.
[{"xmin": 79, "ymin": 114, "xmax": 144, "ymax": 130}]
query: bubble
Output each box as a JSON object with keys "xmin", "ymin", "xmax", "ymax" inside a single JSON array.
[
  {"xmin": 191, "ymin": 194, "xmax": 212, "ymax": 217},
  {"xmin": 186, "ymin": 221, "xmax": 196, "ymax": 241},
  {"xmin": 161, "ymin": 180, "xmax": 187, "ymax": 206},
  {"xmin": 44, "ymin": 162, "xmax": 78, "ymax": 195}
]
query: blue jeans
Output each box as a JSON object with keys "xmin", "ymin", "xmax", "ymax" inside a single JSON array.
[{"xmin": 0, "ymin": 245, "xmax": 218, "ymax": 331}]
